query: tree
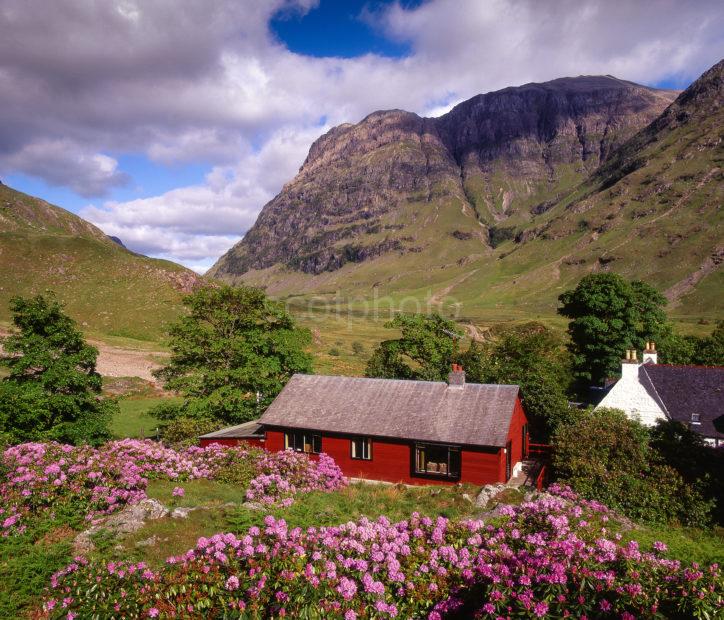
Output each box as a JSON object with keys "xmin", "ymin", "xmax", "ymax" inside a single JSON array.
[
  {"xmin": 365, "ymin": 314, "xmax": 462, "ymax": 381},
  {"xmin": 152, "ymin": 285, "xmax": 313, "ymax": 424},
  {"xmin": 661, "ymin": 321, "xmax": 724, "ymax": 366},
  {"xmin": 0, "ymin": 294, "xmax": 114, "ymax": 444},
  {"xmin": 460, "ymin": 323, "xmax": 574, "ymax": 440},
  {"xmin": 558, "ymin": 273, "xmax": 669, "ymax": 389},
  {"xmin": 553, "ymin": 408, "xmax": 712, "ymax": 525}
]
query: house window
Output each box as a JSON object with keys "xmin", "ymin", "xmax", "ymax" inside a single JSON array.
[
  {"xmin": 351, "ymin": 437, "xmax": 372, "ymax": 460},
  {"xmin": 414, "ymin": 444, "xmax": 461, "ymax": 479},
  {"xmin": 284, "ymin": 431, "xmax": 321, "ymax": 454},
  {"xmin": 691, "ymin": 413, "xmax": 701, "ymax": 425}
]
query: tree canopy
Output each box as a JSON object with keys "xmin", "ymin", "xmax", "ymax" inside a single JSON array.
[
  {"xmin": 661, "ymin": 321, "xmax": 724, "ymax": 366},
  {"xmin": 552, "ymin": 407, "xmax": 712, "ymax": 526},
  {"xmin": 558, "ymin": 273, "xmax": 670, "ymax": 389},
  {"xmin": 460, "ymin": 323, "xmax": 574, "ymax": 440},
  {"xmin": 0, "ymin": 294, "xmax": 114, "ymax": 444},
  {"xmin": 152, "ymin": 285, "xmax": 313, "ymax": 425},
  {"xmin": 365, "ymin": 314, "xmax": 462, "ymax": 381}
]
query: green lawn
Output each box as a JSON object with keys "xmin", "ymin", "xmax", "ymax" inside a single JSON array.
[
  {"xmin": 111, "ymin": 481, "xmax": 488, "ymax": 568},
  {"xmin": 111, "ymin": 396, "xmax": 180, "ymax": 439},
  {"xmin": 623, "ymin": 524, "xmax": 724, "ymax": 566}
]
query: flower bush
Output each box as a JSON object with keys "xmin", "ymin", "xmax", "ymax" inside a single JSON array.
[
  {"xmin": 0, "ymin": 440, "xmax": 346, "ymax": 537},
  {"xmin": 245, "ymin": 450, "xmax": 347, "ymax": 506},
  {"xmin": 42, "ymin": 485, "xmax": 722, "ymax": 618}
]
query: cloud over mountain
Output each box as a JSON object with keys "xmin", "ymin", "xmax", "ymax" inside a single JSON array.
[{"xmin": 0, "ymin": 0, "xmax": 721, "ymax": 268}]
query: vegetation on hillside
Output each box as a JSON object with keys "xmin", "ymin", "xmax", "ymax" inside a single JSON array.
[
  {"xmin": 151, "ymin": 285, "xmax": 312, "ymax": 426},
  {"xmin": 0, "ymin": 294, "xmax": 116, "ymax": 445},
  {"xmin": 558, "ymin": 273, "xmax": 670, "ymax": 388},
  {"xmin": 0, "ymin": 183, "xmax": 200, "ymax": 340}
]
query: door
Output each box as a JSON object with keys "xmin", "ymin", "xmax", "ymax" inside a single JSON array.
[
  {"xmin": 522, "ymin": 424, "xmax": 528, "ymax": 459},
  {"xmin": 505, "ymin": 440, "xmax": 512, "ymax": 481}
]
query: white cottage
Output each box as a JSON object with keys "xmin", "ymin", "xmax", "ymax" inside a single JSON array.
[{"xmin": 596, "ymin": 343, "xmax": 724, "ymax": 447}]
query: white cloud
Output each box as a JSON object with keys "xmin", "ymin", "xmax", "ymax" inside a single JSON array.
[
  {"xmin": 0, "ymin": 0, "xmax": 721, "ymax": 267},
  {"xmin": 1, "ymin": 139, "xmax": 129, "ymax": 197},
  {"xmin": 81, "ymin": 125, "xmax": 325, "ymax": 266}
]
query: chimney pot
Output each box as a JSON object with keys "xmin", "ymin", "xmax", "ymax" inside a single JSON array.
[{"xmin": 447, "ymin": 365, "xmax": 465, "ymax": 388}]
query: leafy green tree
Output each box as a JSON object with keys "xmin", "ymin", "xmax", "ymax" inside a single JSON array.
[
  {"xmin": 365, "ymin": 314, "xmax": 462, "ymax": 381},
  {"xmin": 649, "ymin": 419, "xmax": 724, "ymax": 524},
  {"xmin": 461, "ymin": 324, "xmax": 574, "ymax": 440},
  {"xmin": 661, "ymin": 321, "xmax": 724, "ymax": 366},
  {"xmin": 0, "ymin": 294, "xmax": 114, "ymax": 444},
  {"xmin": 558, "ymin": 273, "xmax": 670, "ymax": 389},
  {"xmin": 553, "ymin": 408, "xmax": 713, "ymax": 525},
  {"xmin": 152, "ymin": 285, "xmax": 313, "ymax": 424}
]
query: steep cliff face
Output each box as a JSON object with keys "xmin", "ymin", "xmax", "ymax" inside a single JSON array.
[
  {"xmin": 435, "ymin": 76, "xmax": 677, "ymax": 222},
  {"xmin": 209, "ymin": 74, "xmax": 675, "ymax": 282}
]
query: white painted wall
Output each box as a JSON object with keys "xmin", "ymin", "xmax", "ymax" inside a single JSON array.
[{"xmin": 596, "ymin": 363, "xmax": 667, "ymax": 427}]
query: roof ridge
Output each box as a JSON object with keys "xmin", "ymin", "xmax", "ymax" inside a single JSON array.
[
  {"xmin": 292, "ymin": 372, "xmax": 520, "ymax": 389},
  {"xmin": 648, "ymin": 363, "xmax": 724, "ymax": 370}
]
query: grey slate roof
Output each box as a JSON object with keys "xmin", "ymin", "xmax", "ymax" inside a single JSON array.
[
  {"xmin": 199, "ymin": 419, "xmax": 264, "ymax": 439},
  {"xmin": 640, "ymin": 364, "xmax": 724, "ymax": 440},
  {"xmin": 258, "ymin": 374, "xmax": 520, "ymax": 447}
]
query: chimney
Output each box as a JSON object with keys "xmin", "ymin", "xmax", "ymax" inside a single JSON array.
[
  {"xmin": 621, "ymin": 349, "xmax": 640, "ymax": 380},
  {"xmin": 447, "ymin": 363, "xmax": 465, "ymax": 388},
  {"xmin": 643, "ymin": 341, "xmax": 658, "ymax": 365}
]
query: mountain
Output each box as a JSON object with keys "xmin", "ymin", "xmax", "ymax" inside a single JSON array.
[
  {"xmin": 209, "ymin": 63, "xmax": 723, "ymax": 321},
  {"xmin": 0, "ymin": 183, "xmax": 201, "ymax": 339}
]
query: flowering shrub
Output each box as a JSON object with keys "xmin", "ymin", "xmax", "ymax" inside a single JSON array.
[
  {"xmin": 43, "ymin": 486, "xmax": 722, "ymax": 618},
  {"xmin": 245, "ymin": 450, "xmax": 347, "ymax": 506},
  {"xmin": 1, "ymin": 440, "xmax": 346, "ymax": 537}
]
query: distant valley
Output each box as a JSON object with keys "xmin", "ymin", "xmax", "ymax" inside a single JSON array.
[{"xmin": 1, "ymin": 61, "xmax": 721, "ymax": 348}]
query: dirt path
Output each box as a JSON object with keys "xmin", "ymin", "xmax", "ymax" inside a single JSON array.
[
  {"xmin": 90, "ymin": 340, "xmax": 166, "ymax": 383},
  {"xmin": 1, "ymin": 328, "xmax": 166, "ymax": 382},
  {"xmin": 664, "ymin": 246, "xmax": 724, "ymax": 306}
]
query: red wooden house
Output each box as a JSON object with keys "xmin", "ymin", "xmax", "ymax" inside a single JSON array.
[{"xmin": 201, "ymin": 367, "xmax": 529, "ymax": 485}]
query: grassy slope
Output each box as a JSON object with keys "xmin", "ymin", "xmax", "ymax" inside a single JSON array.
[{"xmin": 0, "ymin": 184, "xmax": 198, "ymax": 341}]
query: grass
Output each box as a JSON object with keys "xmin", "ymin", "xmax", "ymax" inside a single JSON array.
[
  {"xmin": 624, "ymin": 524, "xmax": 724, "ymax": 566},
  {"xmin": 146, "ymin": 479, "xmax": 249, "ymax": 506},
  {"xmin": 112, "ymin": 482, "xmax": 487, "ymax": 568},
  {"xmin": 111, "ymin": 396, "xmax": 180, "ymax": 439}
]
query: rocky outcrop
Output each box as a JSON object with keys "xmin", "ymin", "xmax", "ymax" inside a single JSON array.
[
  {"xmin": 74, "ymin": 498, "xmax": 169, "ymax": 553},
  {"xmin": 209, "ymin": 75, "xmax": 676, "ymax": 280}
]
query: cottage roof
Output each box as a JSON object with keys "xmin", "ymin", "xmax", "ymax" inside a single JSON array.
[
  {"xmin": 640, "ymin": 364, "xmax": 724, "ymax": 439},
  {"xmin": 199, "ymin": 419, "xmax": 264, "ymax": 439},
  {"xmin": 258, "ymin": 374, "xmax": 520, "ymax": 447}
]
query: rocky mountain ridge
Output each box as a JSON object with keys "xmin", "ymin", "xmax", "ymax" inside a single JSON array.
[
  {"xmin": 209, "ymin": 74, "xmax": 677, "ymax": 279},
  {"xmin": 210, "ymin": 60, "xmax": 721, "ymax": 320}
]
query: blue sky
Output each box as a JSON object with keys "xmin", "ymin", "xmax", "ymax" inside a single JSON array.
[{"xmin": 1, "ymin": 0, "xmax": 721, "ymax": 271}]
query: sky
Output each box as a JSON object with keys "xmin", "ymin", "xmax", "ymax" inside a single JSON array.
[{"xmin": 0, "ymin": 0, "xmax": 722, "ymax": 273}]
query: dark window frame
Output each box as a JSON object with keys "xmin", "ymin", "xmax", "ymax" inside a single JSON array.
[
  {"xmin": 284, "ymin": 430, "xmax": 322, "ymax": 454},
  {"xmin": 350, "ymin": 437, "xmax": 372, "ymax": 460},
  {"xmin": 413, "ymin": 443, "xmax": 461, "ymax": 480}
]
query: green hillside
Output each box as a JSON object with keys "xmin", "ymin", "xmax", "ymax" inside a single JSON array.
[{"xmin": 0, "ymin": 183, "xmax": 201, "ymax": 340}]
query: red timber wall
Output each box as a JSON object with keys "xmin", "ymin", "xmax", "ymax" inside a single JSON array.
[
  {"xmin": 265, "ymin": 428, "xmax": 508, "ymax": 486},
  {"xmin": 500, "ymin": 397, "xmax": 529, "ymax": 481},
  {"xmin": 201, "ymin": 397, "xmax": 528, "ymax": 485}
]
